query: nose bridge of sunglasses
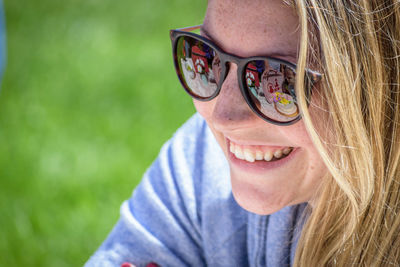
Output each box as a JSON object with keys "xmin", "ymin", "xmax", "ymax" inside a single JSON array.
[
  {"xmin": 216, "ymin": 51, "xmax": 244, "ymax": 76},
  {"xmin": 208, "ymin": 58, "xmax": 240, "ymax": 91}
]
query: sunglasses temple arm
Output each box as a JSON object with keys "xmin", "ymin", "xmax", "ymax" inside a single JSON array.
[
  {"xmin": 175, "ymin": 25, "xmax": 202, "ymax": 32},
  {"xmin": 307, "ymin": 70, "xmax": 323, "ymax": 84}
]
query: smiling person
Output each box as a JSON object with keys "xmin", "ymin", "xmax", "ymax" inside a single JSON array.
[{"xmin": 86, "ymin": 0, "xmax": 400, "ymax": 266}]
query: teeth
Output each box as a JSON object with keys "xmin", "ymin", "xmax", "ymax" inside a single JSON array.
[
  {"xmin": 283, "ymin": 147, "xmax": 292, "ymax": 155},
  {"xmin": 264, "ymin": 151, "xmax": 273, "ymax": 161},
  {"xmin": 229, "ymin": 142, "xmax": 293, "ymax": 162},
  {"xmin": 244, "ymin": 149, "xmax": 255, "ymax": 162},
  {"xmin": 255, "ymin": 150, "xmax": 264, "ymax": 161},
  {"xmin": 230, "ymin": 143, "xmax": 235, "ymax": 153},
  {"xmin": 274, "ymin": 149, "xmax": 283, "ymax": 159},
  {"xmin": 234, "ymin": 146, "xmax": 245, "ymax": 160}
]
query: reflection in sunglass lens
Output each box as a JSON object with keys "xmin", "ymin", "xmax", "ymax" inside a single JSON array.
[
  {"xmin": 245, "ymin": 60, "xmax": 299, "ymax": 123},
  {"xmin": 176, "ymin": 36, "xmax": 221, "ymax": 99}
]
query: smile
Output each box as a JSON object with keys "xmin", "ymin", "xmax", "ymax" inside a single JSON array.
[{"xmin": 229, "ymin": 141, "xmax": 294, "ymax": 163}]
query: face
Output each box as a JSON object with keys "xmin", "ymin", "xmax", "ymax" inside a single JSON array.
[{"xmin": 195, "ymin": 0, "xmax": 328, "ymax": 214}]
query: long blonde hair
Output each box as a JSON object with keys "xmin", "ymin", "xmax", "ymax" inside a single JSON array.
[{"xmin": 292, "ymin": 0, "xmax": 400, "ymax": 266}]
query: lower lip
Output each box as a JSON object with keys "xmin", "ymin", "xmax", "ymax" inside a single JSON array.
[{"xmin": 226, "ymin": 139, "xmax": 299, "ymax": 173}]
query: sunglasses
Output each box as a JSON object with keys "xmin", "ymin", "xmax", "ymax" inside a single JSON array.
[{"xmin": 170, "ymin": 25, "xmax": 322, "ymax": 126}]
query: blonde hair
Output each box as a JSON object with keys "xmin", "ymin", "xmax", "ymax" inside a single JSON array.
[{"xmin": 292, "ymin": 0, "xmax": 400, "ymax": 266}]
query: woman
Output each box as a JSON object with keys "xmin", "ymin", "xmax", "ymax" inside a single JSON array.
[{"xmin": 86, "ymin": 0, "xmax": 400, "ymax": 266}]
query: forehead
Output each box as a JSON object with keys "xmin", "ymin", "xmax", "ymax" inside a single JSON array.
[{"xmin": 203, "ymin": 0, "xmax": 300, "ymax": 60}]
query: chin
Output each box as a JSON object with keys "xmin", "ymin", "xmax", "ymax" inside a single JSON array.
[{"xmin": 230, "ymin": 172, "xmax": 295, "ymax": 215}]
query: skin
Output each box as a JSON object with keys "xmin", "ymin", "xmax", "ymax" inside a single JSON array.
[{"xmin": 195, "ymin": 0, "xmax": 328, "ymax": 215}]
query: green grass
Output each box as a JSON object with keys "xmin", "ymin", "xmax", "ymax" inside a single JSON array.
[{"xmin": 0, "ymin": 0, "xmax": 205, "ymax": 266}]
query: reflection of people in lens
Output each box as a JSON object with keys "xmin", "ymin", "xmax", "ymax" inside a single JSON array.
[
  {"xmin": 192, "ymin": 46, "xmax": 209, "ymax": 84},
  {"xmin": 180, "ymin": 49, "xmax": 197, "ymax": 93},
  {"xmin": 181, "ymin": 44, "xmax": 217, "ymax": 97},
  {"xmin": 261, "ymin": 68, "xmax": 284, "ymax": 104},
  {"xmin": 211, "ymin": 55, "xmax": 221, "ymax": 85},
  {"xmin": 245, "ymin": 63, "xmax": 260, "ymax": 96},
  {"xmin": 266, "ymin": 65, "xmax": 297, "ymax": 117},
  {"xmin": 282, "ymin": 65, "xmax": 296, "ymax": 97},
  {"xmin": 180, "ymin": 40, "xmax": 196, "ymax": 81},
  {"xmin": 181, "ymin": 57, "xmax": 195, "ymax": 80},
  {"xmin": 245, "ymin": 63, "xmax": 262, "ymax": 107}
]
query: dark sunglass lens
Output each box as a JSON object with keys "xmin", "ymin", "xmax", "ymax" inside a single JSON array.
[
  {"xmin": 244, "ymin": 59, "xmax": 299, "ymax": 122},
  {"xmin": 175, "ymin": 36, "xmax": 221, "ymax": 99}
]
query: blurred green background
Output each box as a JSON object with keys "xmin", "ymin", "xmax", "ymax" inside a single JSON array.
[{"xmin": 0, "ymin": 0, "xmax": 206, "ymax": 266}]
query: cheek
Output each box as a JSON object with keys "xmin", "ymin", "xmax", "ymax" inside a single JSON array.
[
  {"xmin": 280, "ymin": 118, "xmax": 326, "ymax": 173},
  {"xmin": 282, "ymin": 121, "xmax": 314, "ymax": 148},
  {"xmin": 193, "ymin": 99, "xmax": 214, "ymax": 120}
]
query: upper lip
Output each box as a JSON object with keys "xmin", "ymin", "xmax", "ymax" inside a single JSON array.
[{"xmin": 226, "ymin": 136, "xmax": 294, "ymax": 148}]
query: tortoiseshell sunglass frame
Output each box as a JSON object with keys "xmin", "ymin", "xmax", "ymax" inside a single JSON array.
[{"xmin": 170, "ymin": 25, "xmax": 322, "ymax": 126}]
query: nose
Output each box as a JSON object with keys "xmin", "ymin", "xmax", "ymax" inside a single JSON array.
[{"xmin": 211, "ymin": 63, "xmax": 260, "ymax": 131}]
